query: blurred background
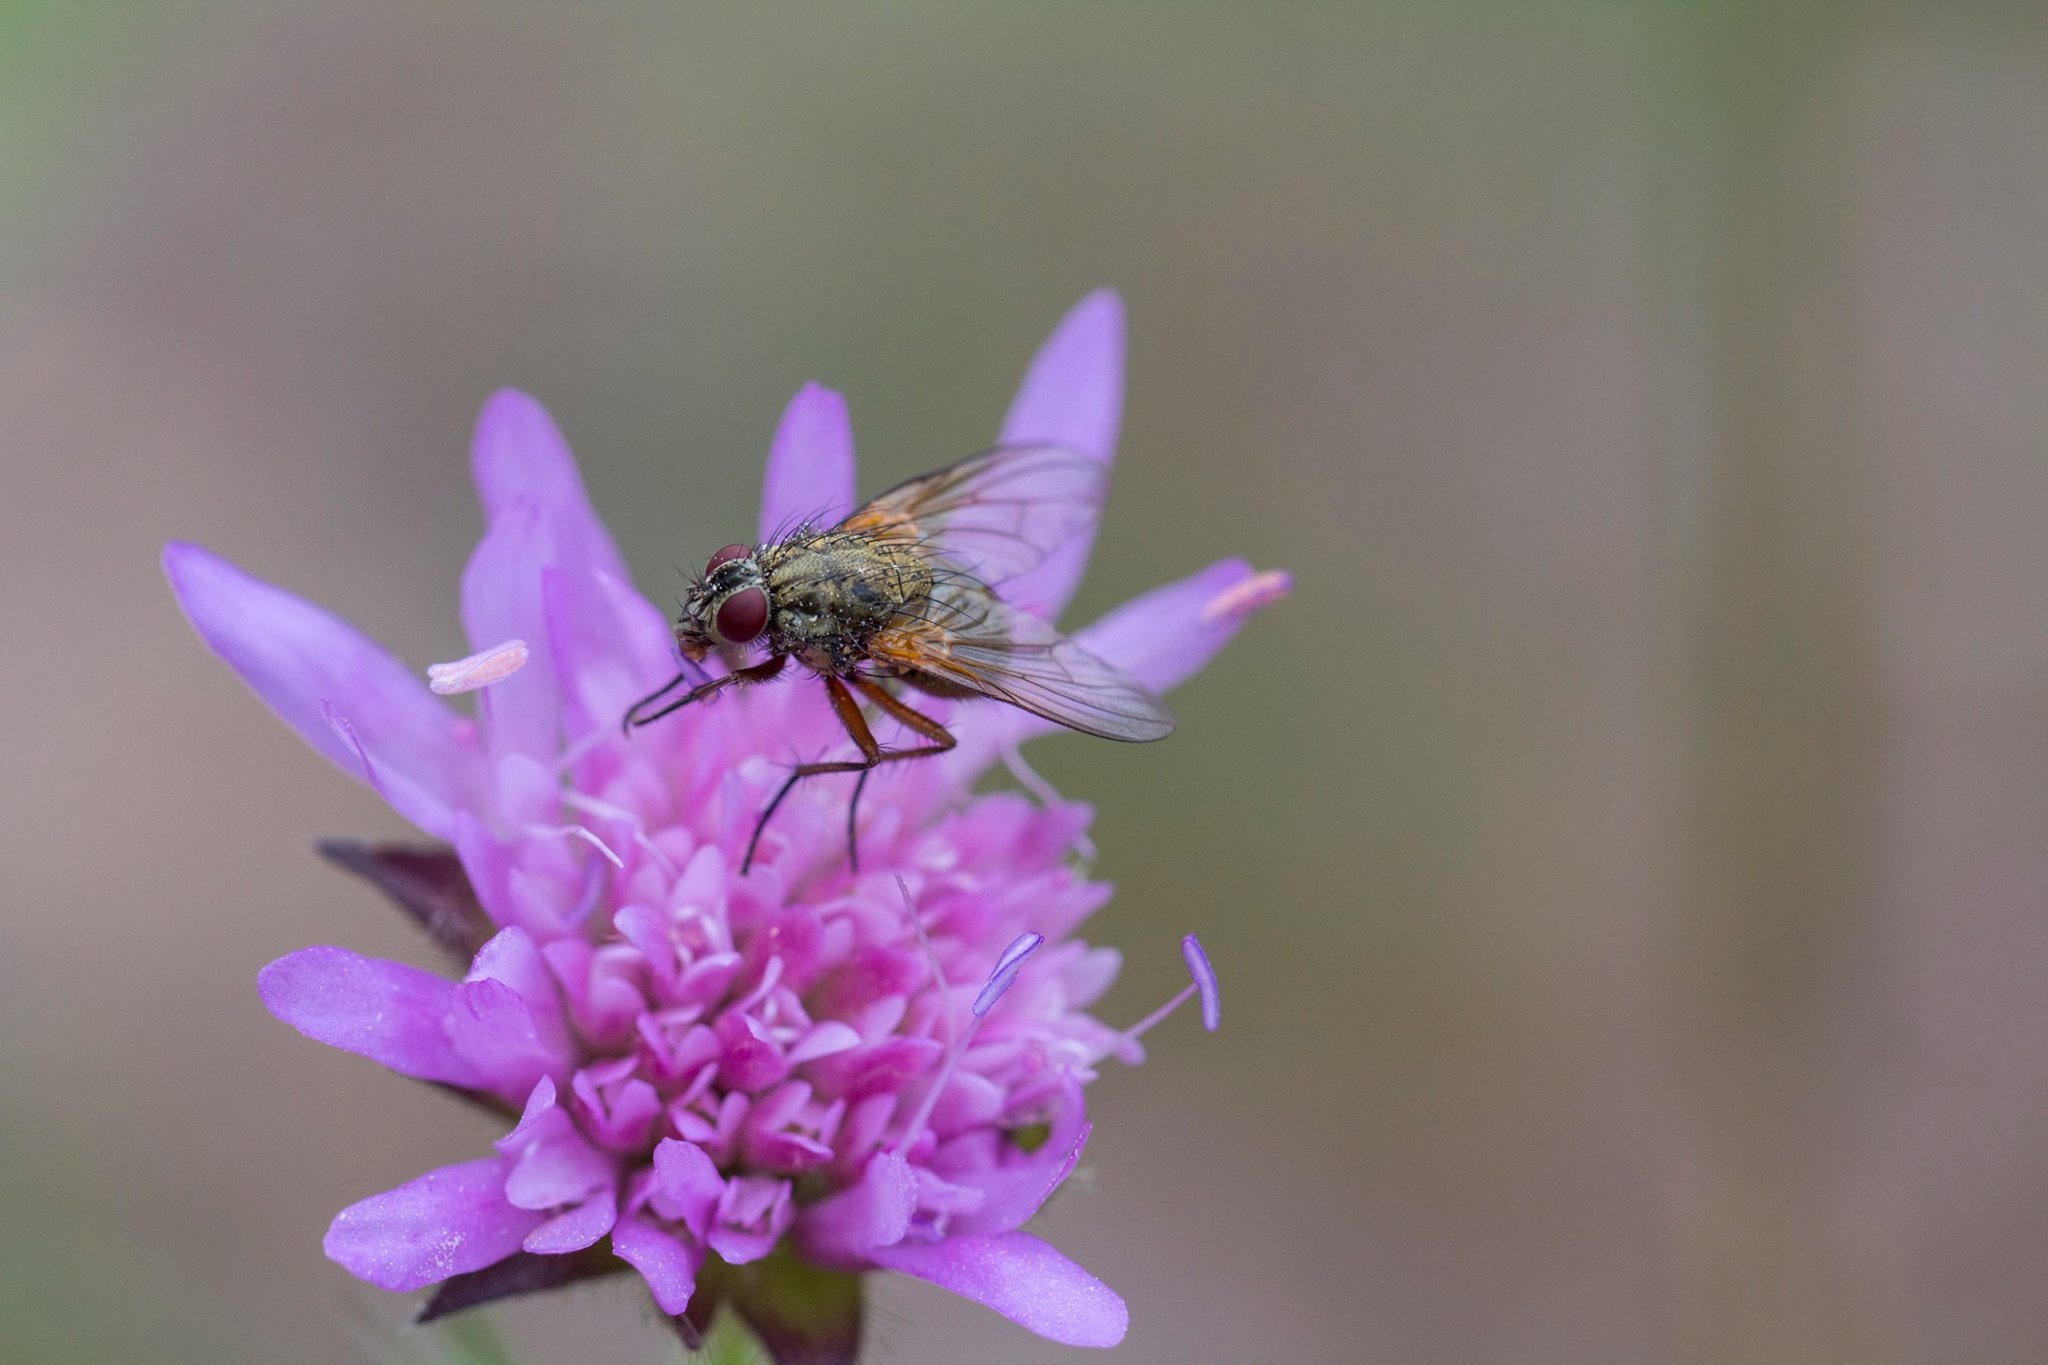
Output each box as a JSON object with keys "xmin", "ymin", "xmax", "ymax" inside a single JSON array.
[{"xmin": 5, "ymin": 3, "xmax": 2048, "ymax": 1362}]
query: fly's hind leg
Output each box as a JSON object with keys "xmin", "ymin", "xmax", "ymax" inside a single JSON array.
[
  {"xmin": 840, "ymin": 678, "xmax": 955, "ymax": 870},
  {"xmin": 741, "ymin": 675, "xmax": 956, "ymax": 874}
]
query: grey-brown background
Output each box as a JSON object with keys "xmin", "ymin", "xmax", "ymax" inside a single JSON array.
[{"xmin": 6, "ymin": 3, "xmax": 2048, "ymax": 1362}]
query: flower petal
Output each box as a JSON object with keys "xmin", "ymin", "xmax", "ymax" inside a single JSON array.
[
  {"xmin": 523, "ymin": 1190, "xmax": 618, "ymax": 1254},
  {"xmin": 996, "ymin": 290, "xmax": 1125, "ymax": 622},
  {"xmin": 759, "ymin": 383, "xmax": 856, "ymax": 543},
  {"xmin": 542, "ymin": 564, "xmax": 680, "ymax": 746},
  {"xmin": 324, "ymin": 1158, "xmax": 540, "ymax": 1292},
  {"xmin": 460, "ymin": 391, "xmax": 631, "ymax": 760},
  {"xmin": 162, "ymin": 542, "xmax": 480, "ymax": 837},
  {"xmin": 258, "ymin": 946, "xmax": 482, "ymax": 1088},
  {"xmin": 446, "ymin": 978, "xmax": 565, "ymax": 1104},
  {"xmin": 1077, "ymin": 557, "xmax": 1266, "ymax": 694},
  {"xmin": 470, "ymin": 389, "xmax": 628, "ymax": 584},
  {"xmin": 872, "ymin": 1231, "xmax": 1128, "ymax": 1348},
  {"xmin": 946, "ymin": 1078, "xmax": 1090, "ymax": 1238},
  {"xmin": 460, "ymin": 497, "xmax": 560, "ymax": 760},
  {"xmin": 611, "ymin": 1214, "xmax": 702, "ymax": 1316},
  {"xmin": 797, "ymin": 1149, "xmax": 916, "ymax": 1267},
  {"xmin": 646, "ymin": 1138, "xmax": 723, "ymax": 1241}
]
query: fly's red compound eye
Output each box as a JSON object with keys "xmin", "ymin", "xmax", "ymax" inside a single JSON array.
[
  {"xmin": 714, "ymin": 586, "xmax": 769, "ymax": 644},
  {"xmin": 705, "ymin": 543, "xmax": 752, "ymax": 575}
]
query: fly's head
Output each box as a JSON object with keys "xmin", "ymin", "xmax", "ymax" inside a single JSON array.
[{"xmin": 678, "ymin": 543, "xmax": 772, "ymax": 662}]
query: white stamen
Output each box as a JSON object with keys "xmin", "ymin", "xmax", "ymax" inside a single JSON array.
[
  {"xmin": 893, "ymin": 875, "xmax": 949, "ymax": 1017},
  {"xmin": 427, "ymin": 639, "xmax": 530, "ymax": 695},
  {"xmin": 528, "ymin": 823, "xmax": 625, "ymax": 869},
  {"xmin": 1118, "ymin": 984, "xmax": 1197, "ymax": 1049},
  {"xmin": 563, "ymin": 791, "xmax": 678, "ymax": 876},
  {"xmin": 1198, "ymin": 569, "xmax": 1292, "ymax": 625},
  {"xmin": 1000, "ymin": 747, "xmax": 1097, "ymax": 862},
  {"xmin": 553, "ymin": 728, "xmax": 608, "ymax": 776}
]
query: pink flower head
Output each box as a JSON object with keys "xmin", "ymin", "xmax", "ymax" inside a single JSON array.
[{"xmin": 166, "ymin": 292, "xmax": 1285, "ymax": 1359}]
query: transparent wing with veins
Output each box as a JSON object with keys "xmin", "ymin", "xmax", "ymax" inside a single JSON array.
[
  {"xmin": 837, "ymin": 443, "xmax": 1103, "ymax": 593},
  {"xmin": 869, "ymin": 578, "xmax": 1174, "ymax": 742}
]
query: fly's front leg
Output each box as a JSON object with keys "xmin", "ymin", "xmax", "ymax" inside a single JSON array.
[{"xmin": 623, "ymin": 654, "xmax": 786, "ymax": 733}]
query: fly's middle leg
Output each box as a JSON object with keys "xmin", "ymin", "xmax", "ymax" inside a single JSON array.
[{"xmin": 741, "ymin": 675, "xmax": 956, "ymax": 874}]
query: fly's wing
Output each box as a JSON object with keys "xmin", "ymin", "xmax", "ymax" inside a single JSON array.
[
  {"xmin": 837, "ymin": 444, "xmax": 1103, "ymax": 591},
  {"xmin": 871, "ymin": 581, "xmax": 1174, "ymax": 742}
]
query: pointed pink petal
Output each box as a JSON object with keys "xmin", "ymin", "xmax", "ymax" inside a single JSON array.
[
  {"xmin": 759, "ymin": 383, "xmax": 856, "ymax": 542},
  {"xmin": 542, "ymin": 565, "xmax": 681, "ymax": 745},
  {"xmin": 872, "ymin": 1231, "xmax": 1128, "ymax": 1348},
  {"xmin": 258, "ymin": 946, "xmax": 483, "ymax": 1088},
  {"xmin": 941, "ymin": 558, "xmax": 1274, "ymax": 781},
  {"xmin": 470, "ymin": 389, "xmax": 628, "ymax": 584},
  {"xmin": 611, "ymin": 1214, "xmax": 703, "ymax": 1316},
  {"xmin": 997, "ymin": 290, "xmax": 1125, "ymax": 621},
  {"xmin": 163, "ymin": 543, "xmax": 480, "ymax": 837},
  {"xmin": 1077, "ymin": 557, "xmax": 1265, "ymax": 694},
  {"xmin": 460, "ymin": 391, "xmax": 632, "ymax": 759},
  {"xmin": 324, "ymin": 1158, "xmax": 541, "ymax": 1292},
  {"xmin": 460, "ymin": 497, "xmax": 560, "ymax": 759}
]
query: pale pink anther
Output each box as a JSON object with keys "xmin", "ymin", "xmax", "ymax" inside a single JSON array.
[
  {"xmin": 427, "ymin": 638, "xmax": 531, "ymax": 695},
  {"xmin": 1199, "ymin": 568, "xmax": 1293, "ymax": 625}
]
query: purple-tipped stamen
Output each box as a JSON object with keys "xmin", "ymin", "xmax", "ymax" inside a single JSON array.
[
  {"xmin": 894, "ymin": 931, "xmax": 1045, "ymax": 1156},
  {"xmin": 1182, "ymin": 933, "xmax": 1220, "ymax": 1032},
  {"xmin": 1000, "ymin": 745, "xmax": 1098, "ymax": 861},
  {"xmin": 973, "ymin": 932, "xmax": 1044, "ymax": 1018},
  {"xmin": 1118, "ymin": 932, "xmax": 1223, "ymax": 1050}
]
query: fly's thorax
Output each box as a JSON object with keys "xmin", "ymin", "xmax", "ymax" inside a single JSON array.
[{"xmin": 758, "ymin": 531, "xmax": 934, "ymax": 669}]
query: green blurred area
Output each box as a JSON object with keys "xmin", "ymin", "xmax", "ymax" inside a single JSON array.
[{"xmin": 5, "ymin": 3, "xmax": 2048, "ymax": 1363}]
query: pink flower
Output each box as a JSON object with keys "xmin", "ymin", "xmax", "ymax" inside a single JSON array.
[{"xmin": 166, "ymin": 292, "xmax": 1279, "ymax": 1359}]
